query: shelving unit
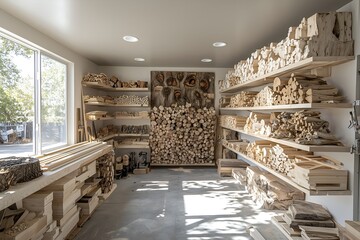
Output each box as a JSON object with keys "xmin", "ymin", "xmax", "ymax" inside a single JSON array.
[
  {"xmin": 221, "ymin": 143, "xmax": 351, "ymax": 196},
  {"xmin": 218, "ymin": 56, "xmax": 354, "ymax": 196},
  {"xmin": 220, "ymin": 56, "xmax": 354, "ymax": 93},
  {"xmin": 82, "ymin": 80, "xmax": 151, "ymax": 165}
]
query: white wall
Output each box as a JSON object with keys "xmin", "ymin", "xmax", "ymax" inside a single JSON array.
[{"xmin": 0, "ymin": 9, "xmax": 99, "ymax": 144}]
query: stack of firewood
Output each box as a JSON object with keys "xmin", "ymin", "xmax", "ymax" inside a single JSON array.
[
  {"xmin": 221, "ymin": 12, "xmax": 353, "ymax": 90},
  {"xmin": 244, "ymin": 112, "xmax": 272, "ymax": 136},
  {"xmin": 246, "ymin": 166, "xmax": 305, "ymax": 210},
  {"xmin": 96, "ymin": 152, "xmax": 115, "ymax": 194},
  {"xmin": 229, "ymin": 92, "xmax": 257, "ymax": 107},
  {"xmin": 150, "ymin": 104, "xmax": 216, "ymax": 165},
  {"xmin": 253, "ymin": 87, "xmax": 275, "ymax": 106},
  {"xmin": 219, "ymin": 115, "xmax": 247, "ymax": 129},
  {"xmin": 83, "ymin": 73, "xmax": 109, "ymax": 85},
  {"xmin": 246, "ymin": 140, "xmax": 311, "ymax": 174}
]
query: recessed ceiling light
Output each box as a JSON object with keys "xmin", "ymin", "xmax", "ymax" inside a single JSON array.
[
  {"xmin": 201, "ymin": 58, "xmax": 212, "ymax": 63},
  {"xmin": 123, "ymin": 35, "xmax": 139, "ymax": 42},
  {"xmin": 213, "ymin": 42, "xmax": 227, "ymax": 47},
  {"xmin": 134, "ymin": 58, "xmax": 145, "ymax": 62}
]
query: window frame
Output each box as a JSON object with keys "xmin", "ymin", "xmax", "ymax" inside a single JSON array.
[{"xmin": 0, "ymin": 30, "xmax": 71, "ymax": 156}]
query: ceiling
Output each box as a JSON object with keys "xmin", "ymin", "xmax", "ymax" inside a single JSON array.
[{"xmin": 0, "ymin": 0, "xmax": 352, "ymax": 68}]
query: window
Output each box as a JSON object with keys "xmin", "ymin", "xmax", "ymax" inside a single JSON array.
[{"xmin": 0, "ymin": 32, "xmax": 69, "ymax": 157}]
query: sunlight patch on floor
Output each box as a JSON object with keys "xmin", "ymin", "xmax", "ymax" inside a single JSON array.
[
  {"xmin": 186, "ymin": 216, "xmax": 248, "ymax": 235},
  {"xmin": 135, "ymin": 181, "xmax": 169, "ymax": 191}
]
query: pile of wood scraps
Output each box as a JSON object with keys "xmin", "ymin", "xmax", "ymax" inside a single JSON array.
[
  {"xmin": 220, "ymin": 12, "xmax": 353, "ymax": 90},
  {"xmin": 96, "ymin": 153, "xmax": 115, "ymax": 194},
  {"xmin": 244, "ymin": 112, "xmax": 272, "ymax": 136},
  {"xmin": 221, "ymin": 139, "xmax": 248, "ymax": 155},
  {"xmin": 246, "ymin": 166, "xmax": 305, "ymax": 210},
  {"xmin": 83, "ymin": 73, "xmax": 148, "ymax": 89},
  {"xmin": 229, "ymin": 91, "xmax": 257, "ymax": 107},
  {"xmin": 272, "ymin": 200, "xmax": 339, "ymax": 240},
  {"xmin": 219, "ymin": 115, "xmax": 247, "ymax": 129},
  {"xmin": 83, "ymin": 73, "xmax": 109, "ymax": 86},
  {"xmin": 86, "ymin": 111, "xmax": 111, "ymax": 120},
  {"xmin": 38, "ymin": 141, "xmax": 113, "ymax": 171}
]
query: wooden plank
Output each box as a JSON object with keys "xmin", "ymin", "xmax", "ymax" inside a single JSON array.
[
  {"xmin": 222, "ymin": 144, "xmax": 351, "ymax": 196},
  {"xmin": 271, "ymin": 216, "xmax": 304, "ymax": 240},
  {"xmin": 249, "ymin": 227, "xmax": 266, "ymax": 240},
  {"xmin": 283, "ymin": 213, "xmax": 335, "ymax": 228},
  {"xmin": 345, "ymin": 221, "xmax": 360, "ymax": 239},
  {"xmin": 0, "ymin": 215, "xmax": 47, "ymax": 240},
  {"xmin": 221, "ymin": 56, "xmax": 354, "ymax": 93}
]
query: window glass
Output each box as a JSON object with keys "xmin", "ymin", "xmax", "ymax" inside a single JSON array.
[{"xmin": 0, "ymin": 35, "xmax": 35, "ymax": 157}]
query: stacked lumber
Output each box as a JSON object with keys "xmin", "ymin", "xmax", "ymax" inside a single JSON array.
[
  {"xmin": 219, "ymin": 115, "xmax": 247, "ymax": 129},
  {"xmin": 82, "ymin": 73, "xmax": 109, "ymax": 85},
  {"xmin": 246, "ymin": 166, "xmax": 305, "ymax": 210},
  {"xmin": 288, "ymin": 155, "xmax": 348, "ymax": 191},
  {"xmin": 0, "ymin": 157, "xmax": 42, "ymax": 192},
  {"xmin": 96, "ymin": 153, "xmax": 115, "ymax": 194},
  {"xmin": 0, "ymin": 207, "xmax": 48, "ymax": 240},
  {"xmin": 272, "ymin": 201, "xmax": 338, "ymax": 240},
  {"xmin": 228, "ymin": 92, "xmax": 257, "ymax": 107},
  {"xmin": 39, "ymin": 173, "xmax": 81, "ymax": 240},
  {"xmin": 114, "ymin": 138, "xmax": 149, "ymax": 147},
  {"xmin": 97, "ymin": 125, "xmax": 119, "ymax": 139},
  {"xmin": 221, "ymin": 12, "xmax": 353, "ymax": 90},
  {"xmin": 38, "ymin": 141, "xmax": 113, "ymax": 171},
  {"xmin": 344, "ymin": 221, "xmax": 360, "ymax": 239},
  {"xmin": 115, "ymin": 111, "xmax": 149, "ymax": 118},
  {"xmin": 83, "ymin": 95, "xmax": 115, "ymax": 104},
  {"xmin": 86, "ymin": 111, "xmax": 111, "ymax": 120},
  {"xmin": 217, "ymin": 159, "xmax": 249, "ymax": 177},
  {"xmin": 244, "ymin": 112, "xmax": 272, "ymax": 136},
  {"xmin": 246, "ymin": 141, "xmax": 311, "ymax": 174},
  {"xmin": 115, "ymin": 95, "xmax": 149, "ymax": 106},
  {"xmin": 76, "ymin": 187, "xmax": 101, "ymax": 217},
  {"xmin": 150, "ymin": 104, "xmax": 216, "ymax": 165},
  {"xmin": 119, "ymin": 125, "xmax": 149, "ymax": 134}
]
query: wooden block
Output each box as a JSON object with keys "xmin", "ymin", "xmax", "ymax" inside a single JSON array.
[
  {"xmin": 52, "ymin": 188, "xmax": 81, "ymax": 217},
  {"xmin": 0, "ymin": 215, "xmax": 47, "ymax": 240},
  {"xmin": 56, "ymin": 205, "xmax": 78, "ymax": 228},
  {"xmin": 134, "ymin": 168, "xmax": 148, "ymax": 174},
  {"xmin": 345, "ymin": 221, "xmax": 360, "ymax": 239},
  {"xmin": 22, "ymin": 192, "xmax": 53, "ymax": 211},
  {"xmin": 56, "ymin": 209, "xmax": 80, "ymax": 240},
  {"xmin": 75, "ymin": 161, "xmax": 96, "ymax": 183},
  {"xmin": 41, "ymin": 173, "xmax": 76, "ymax": 192}
]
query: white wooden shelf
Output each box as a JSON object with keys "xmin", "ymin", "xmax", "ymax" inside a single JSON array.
[
  {"xmin": 220, "ymin": 102, "xmax": 352, "ymax": 111},
  {"xmin": 220, "ymin": 56, "xmax": 355, "ymax": 93},
  {"xmin": 151, "ymin": 163, "xmax": 215, "ymax": 167},
  {"xmin": 82, "ymin": 82, "xmax": 149, "ymax": 92},
  {"xmin": 85, "ymin": 102, "xmax": 149, "ymax": 107},
  {"xmin": 221, "ymin": 125, "xmax": 350, "ymax": 152},
  {"xmin": 116, "ymin": 145, "xmax": 149, "ymax": 149},
  {"xmin": 222, "ymin": 143, "xmax": 351, "ymax": 196}
]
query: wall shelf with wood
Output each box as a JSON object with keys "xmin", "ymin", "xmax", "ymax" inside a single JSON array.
[
  {"xmin": 220, "ymin": 125, "xmax": 350, "ymax": 152},
  {"xmin": 220, "ymin": 102, "xmax": 352, "ymax": 111},
  {"xmin": 220, "ymin": 56, "xmax": 354, "ymax": 93},
  {"xmin": 85, "ymin": 102, "xmax": 149, "ymax": 107},
  {"xmin": 82, "ymin": 82, "xmax": 149, "ymax": 92},
  {"xmin": 221, "ymin": 143, "xmax": 351, "ymax": 196}
]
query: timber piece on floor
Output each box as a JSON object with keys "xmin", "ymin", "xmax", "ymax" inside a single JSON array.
[
  {"xmin": 299, "ymin": 225, "xmax": 339, "ymax": 240},
  {"xmin": 344, "ymin": 221, "xmax": 360, "ymax": 239},
  {"xmin": 246, "ymin": 166, "xmax": 305, "ymax": 210},
  {"xmin": 288, "ymin": 155, "xmax": 348, "ymax": 191},
  {"xmin": 217, "ymin": 159, "xmax": 249, "ymax": 177}
]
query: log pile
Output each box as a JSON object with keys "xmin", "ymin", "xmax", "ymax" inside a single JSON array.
[
  {"xmin": 219, "ymin": 115, "xmax": 247, "ymax": 129},
  {"xmin": 244, "ymin": 112, "xmax": 272, "ymax": 136},
  {"xmin": 0, "ymin": 157, "xmax": 42, "ymax": 192},
  {"xmin": 272, "ymin": 200, "xmax": 338, "ymax": 239},
  {"xmin": 221, "ymin": 12, "xmax": 353, "ymax": 90},
  {"xmin": 83, "ymin": 73, "xmax": 109, "ymax": 85},
  {"xmin": 246, "ymin": 166, "xmax": 305, "ymax": 210},
  {"xmin": 246, "ymin": 140, "xmax": 311, "ymax": 174},
  {"xmin": 150, "ymin": 104, "xmax": 216, "ymax": 165},
  {"xmin": 96, "ymin": 152, "xmax": 115, "ymax": 194}
]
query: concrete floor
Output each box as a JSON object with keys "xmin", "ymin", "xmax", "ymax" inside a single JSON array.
[{"xmin": 75, "ymin": 168, "xmax": 287, "ymax": 240}]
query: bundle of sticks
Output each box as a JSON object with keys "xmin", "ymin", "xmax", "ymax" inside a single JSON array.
[{"xmin": 219, "ymin": 115, "xmax": 247, "ymax": 129}]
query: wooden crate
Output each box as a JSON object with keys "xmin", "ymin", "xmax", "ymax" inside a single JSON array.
[
  {"xmin": 288, "ymin": 155, "xmax": 348, "ymax": 191},
  {"xmin": 217, "ymin": 159, "xmax": 249, "ymax": 177}
]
